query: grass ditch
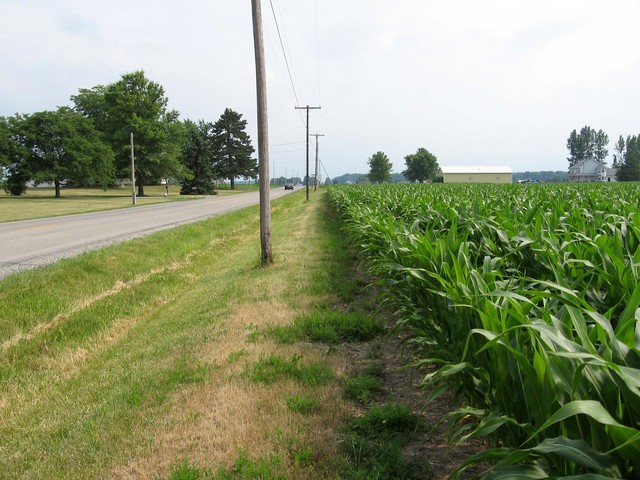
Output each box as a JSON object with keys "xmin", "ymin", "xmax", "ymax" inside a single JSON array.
[
  {"xmin": 265, "ymin": 310, "xmax": 385, "ymax": 344},
  {"xmin": 342, "ymin": 403, "xmax": 431, "ymax": 480},
  {"xmin": 0, "ymin": 187, "xmax": 437, "ymax": 479},
  {"xmin": 243, "ymin": 354, "xmax": 335, "ymax": 386}
]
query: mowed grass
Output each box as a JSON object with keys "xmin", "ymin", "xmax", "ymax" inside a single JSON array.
[
  {"xmin": 0, "ymin": 184, "xmax": 260, "ymax": 223},
  {"xmin": 0, "ymin": 188, "xmax": 369, "ymax": 479}
]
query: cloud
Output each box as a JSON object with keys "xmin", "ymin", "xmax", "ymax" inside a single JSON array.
[{"xmin": 1, "ymin": 0, "xmax": 639, "ymax": 177}]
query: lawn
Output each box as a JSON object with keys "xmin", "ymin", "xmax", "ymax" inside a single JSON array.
[{"xmin": 0, "ymin": 184, "xmax": 260, "ymax": 223}]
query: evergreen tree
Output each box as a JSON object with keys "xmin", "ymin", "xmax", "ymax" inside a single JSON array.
[
  {"xmin": 594, "ymin": 129, "xmax": 609, "ymax": 164},
  {"xmin": 612, "ymin": 135, "xmax": 625, "ymax": 168},
  {"xmin": 616, "ymin": 135, "xmax": 640, "ymax": 181},
  {"xmin": 566, "ymin": 129, "xmax": 581, "ymax": 166},
  {"xmin": 566, "ymin": 126, "xmax": 608, "ymax": 166},
  {"xmin": 367, "ymin": 151, "xmax": 393, "ymax": 184},
  {"xmin": 212, "ymin": 108, "xmax": 256, "ymax": 190},
  {"xmin": 179, "ymin": 120, "xmax": 217, "ymax": 195}
]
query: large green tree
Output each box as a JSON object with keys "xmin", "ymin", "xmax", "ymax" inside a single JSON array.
[
  {"xmin": 402, "ymin": 148, "xmax": 439, "ymax": 183},
  {"xmin": 179, "ymin": 119, "xmax": 217, "ymax": 195},
  {"xmin": 367, "ymin": 151, "xmax": 392, "ymax": 184},
  {"xmin": 616, "ymin": 135, "xmax": 640, "ymax": 181},
  {"xmin": 0, "ymin": 115, "xmax": 30, "ymax": 195},
  {"xmin": 1, "ymin": 108, "xmax": 114, "ymax": 197},
  {"xmin": 72, "ymin": 71, "xmax": 184, "ymax": 196},
  {"xmin": 0, "ymin": 116, "xmax": 8, "ymax": 164},
  {"xmin": 212, "ymin": 108, "xmax": 256, "ymax": 190},
  {"xmin": 567, "ymin": 126, "xmax": 609, "ymax": 166},
  {"xmin": 0, "ymin": 116, "xmax": 11, "ymax": 175}
]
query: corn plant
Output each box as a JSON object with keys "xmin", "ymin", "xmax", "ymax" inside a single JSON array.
[{"xmin": 328, "ymin": 183, "xmax": 640, "ymax": 479}]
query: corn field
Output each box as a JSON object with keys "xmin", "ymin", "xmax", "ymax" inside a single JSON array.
[{"xmin": 328, "ymin": 183, "xmax": 640, "ymax": 479}]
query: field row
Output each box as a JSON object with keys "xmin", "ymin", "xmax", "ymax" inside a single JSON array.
[{"xmin": 328, "ymin": 183, "xmax": 640, "ymax": 479}]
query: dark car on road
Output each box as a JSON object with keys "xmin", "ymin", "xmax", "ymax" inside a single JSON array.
[{"xmin": 284, "ymin": 184, "xmax": 294, "ymax": 190}]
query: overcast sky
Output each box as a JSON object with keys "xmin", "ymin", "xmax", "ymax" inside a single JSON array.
[{"xmin": 2, "ymin": 1, "xmax": 639, "ymax": 179}]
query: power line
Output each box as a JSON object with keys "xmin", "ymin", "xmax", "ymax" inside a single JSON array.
[
  {"xmin": 274, "ymin": 0, "xmax": 302, "ymax": 98},
  {"xmin": 314, "ymin": 0, "xmax": 322, "ymax": 107},
  {"xmin": 268, "ymin": 0, "xmax": 301, "ymax": 107},
  {"xmin": 310, "ymin": 133, "xmax": 324, "ymax": 191},
  {"xmin": 263, "ymin": 21, "xmax": 299, "ymax": 111},
  {"xmin": 270, "ymin": 141, "xmax": 305, "ymax": 147},
  {"xmin": 295, "ymin": 105, "xmax": 321, "ymax": 201},
  {"xmin": 319, "ymin": 158, "xmax": 330, "ymax": 183},
  {"xmin": 270, "ymin": 149, "xmax": 305, "ymax": 154}
]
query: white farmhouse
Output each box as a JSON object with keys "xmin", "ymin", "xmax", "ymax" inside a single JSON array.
[
  {"xmin": 439, "ymin": 166, "xmax": 513, "ymax": 184},
  {"xmin": 568, "ymin": 159, "xmax": 617, "ymax": 182}
]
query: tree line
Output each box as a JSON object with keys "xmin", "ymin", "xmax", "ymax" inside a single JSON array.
[
  {"xmin": 0, "ymin": 71, "xmax": 258, "ymax": 197},
  {"xmin": 366, "ymin": 148, "xmax": 440, "ymax": 184},
  {"xmin": 363, "ymin": 126, "xmax": 640, "ymax": 185},
  {"xmin": 567, "ymin": 125, "xmax": 640, "ymax": 181}
]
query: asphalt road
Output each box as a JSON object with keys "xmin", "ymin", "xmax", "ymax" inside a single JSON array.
[{"xmin": 0, "ymin": 188, "xmax": 296, "ymax": 279}]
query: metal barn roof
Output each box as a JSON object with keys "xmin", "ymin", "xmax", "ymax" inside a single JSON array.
[{"xmin": 440, "ymin": 166, "xmax": 513, "ymax": 174}]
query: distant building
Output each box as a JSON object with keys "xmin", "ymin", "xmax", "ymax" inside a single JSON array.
[
  {"xmin": 605, "ymin": 168, "xmax": 617, "ymax": 182},
  {"xmin": 439, "ymin": 166, "xmax": 513, "ymax": 184},
  {"xmin": 568, "ymin": 159, "xmax": 617, "ymax": 182}
]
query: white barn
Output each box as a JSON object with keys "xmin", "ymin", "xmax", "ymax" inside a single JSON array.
[{"xmin": 439, "ymin": 166, "xmax": 513, "ymax": 184}]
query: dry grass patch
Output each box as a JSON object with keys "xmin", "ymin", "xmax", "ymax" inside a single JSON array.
[
  {"xmin": 113, "ymin": 378, "xmax": 352, "ymax": 479},
  {"xmin": 110, "ymin": 298, "xmax": 353, "ymax": 479},
  {"xmin": 196, "ymin": 300, "xmax": 297, "ymax": 369}
]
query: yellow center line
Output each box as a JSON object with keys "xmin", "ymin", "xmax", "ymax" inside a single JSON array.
[
  {"xmin": 204, "ymin": 196, "xmax": 244, "ymax": 205},
  {"xmin": 12, "ymin": 224, "xmax": 55, "ymax": 233}
]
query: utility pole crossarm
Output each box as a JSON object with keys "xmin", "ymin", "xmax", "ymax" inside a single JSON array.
[{"xmin": 295, "ymin": 105, "xmax": 321, "ymax": 201}]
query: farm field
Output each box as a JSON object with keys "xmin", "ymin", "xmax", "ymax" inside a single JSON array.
[{"xmin": 328, "ymin": 182, "xmax": 640, "ymax": 479}]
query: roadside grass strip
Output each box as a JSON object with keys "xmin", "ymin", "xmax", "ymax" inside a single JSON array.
[{"xmin": 0, "ymin": 190, "xmax": 362, "ymax": 479}]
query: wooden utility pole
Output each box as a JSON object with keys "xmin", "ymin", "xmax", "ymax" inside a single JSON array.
[
  {"xmin": 310, "ymin": 133, "xmax": 324, "ymax": 191},
  {"xmin": 295, "ymin": 105, "xmax": 321, "ymax": 201},
  {"xmin": 130, "ymin": 132, "xmax": 136, "ymax": 205},
  {"xmin": 251, "ymin": 0, "xmax": 273, "ymax": 265}
]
